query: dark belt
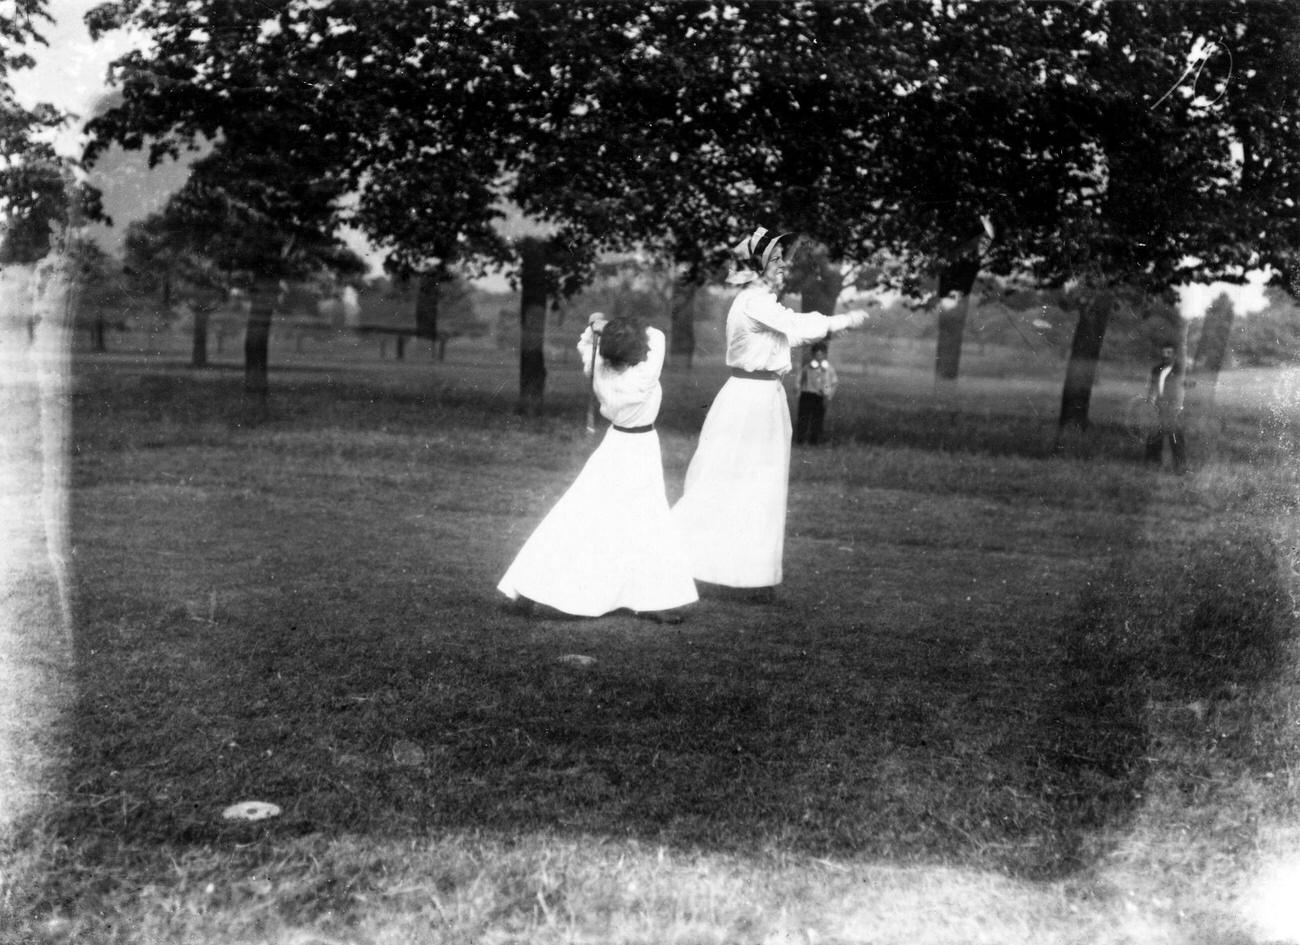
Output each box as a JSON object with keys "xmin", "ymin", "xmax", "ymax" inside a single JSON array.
[
  {"xmin": 729, "ymin": 368, "xmax": 780, "ymax": 380},
  {"xmin": 613, "ymin": 423, "xmax": 654, "ymax": 434}
]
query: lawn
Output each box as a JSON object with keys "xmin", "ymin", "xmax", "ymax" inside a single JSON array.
[{"xmin": 3, "ymin": 328, "xmax": 1300, "ymax": 945}]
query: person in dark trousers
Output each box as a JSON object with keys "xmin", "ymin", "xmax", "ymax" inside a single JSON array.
[
  {"xmin": 794, "ymin": 341, "xmax": 837, "ymax": 445},
  {"xmin": 1146, "ymin": 343, "xmax": 1188, "ymax": 474}
]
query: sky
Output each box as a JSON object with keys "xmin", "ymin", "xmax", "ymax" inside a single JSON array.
[
  {"xmin": 10, "ymin": 0, "xmax": 136, "ymax": 140},
  {"xmin": 7, "ymin": 0, "xmax": 1275, "ymax": 313},
  {"xmin": 8, "ymin": 0, "xmax": 201, "ymax": 258},
  {"xmin": 5, "ymin": 0, "xmax": 525, "ymax": 281}
]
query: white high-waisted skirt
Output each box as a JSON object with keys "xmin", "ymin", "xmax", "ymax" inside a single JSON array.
[
  {"xmin": 672, "ymin": 376, "xmax": 791, "ymax": 587},
  {"xmin": 498, "ymin": 427, "xmax": 698, "ymax": 616}
]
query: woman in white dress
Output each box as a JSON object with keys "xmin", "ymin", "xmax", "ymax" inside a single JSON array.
[
  {"xmin": 672, "ymin": 227, "xmax": 870, "ymax": 594},
  {"xmin": 498, "ymin": 315, "xmax": 698, "ymax": 622}
]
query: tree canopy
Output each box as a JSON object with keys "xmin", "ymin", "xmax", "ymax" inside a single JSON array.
[
  {"xmin": 143, "ymin": 148, "xmax": 362, "ymax": 285},
  {"xmin": 0, "ymin": 0, "xmax": 91, "ymax": 262},
  {"xmin": 83, "ymin": 1, "xmax": 1300, "ymax": 422},
  {"xmin": 85, "ymin": 1, "xmax": 1300, "ymax": 291}
]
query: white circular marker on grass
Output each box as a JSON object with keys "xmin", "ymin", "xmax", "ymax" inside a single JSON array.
[
  {"xmin": 392, "ymin": 740, "xmax": 426, "ymax": 766},
  {"xmin": 221, "ymin": 801, "xmax": 281, "ymax": 822}
]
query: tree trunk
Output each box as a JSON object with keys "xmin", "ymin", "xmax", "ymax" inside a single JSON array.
[
  {"xmin": 669, "ymin": 272, "xmax": 698, "ymax": 368},
  {"xmin": 517, "ymin": 237, "xmax": 548, "ymax": 417},
  {"xmin": 934, "ymin": 256, "xmax": 980, "ymax": 383},
  {"xmin": 799, "ymin": 255, "xmax": 842, "ymax": 320},
  {"xmin": 1055, "ymin": 293, "xmax": 1111, "ymax": 441},
  {"xmin": 415, "ymin": 271, "xmax": 440, "ymax": 341},
  {"xmin": 1193, "ymin": 293, "xmax": 1233, "ymax": 405},
  {"xmin": 191, "ymin": 305, "xmax": 209, "ymax": 368},
  {"xmin": 243, "ymin": 283, "xmax": 275, "ymax": 403},
  {"xmin": 790, "ymin": 241, "xmax": 843, "ymax": 365}
]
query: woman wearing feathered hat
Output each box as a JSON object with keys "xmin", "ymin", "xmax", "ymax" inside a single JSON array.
[{"xmin": 672, "ymin": 226, "xmax": 870, "ymax": 596}]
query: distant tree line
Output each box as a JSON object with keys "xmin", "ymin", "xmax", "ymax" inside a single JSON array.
[{"xmin": 17, "ymin": 0, "xmax": 1297, "ymax": 431}]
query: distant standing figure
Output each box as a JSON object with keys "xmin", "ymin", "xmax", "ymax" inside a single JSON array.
[
  {"xmin": 672, "ymin": 226, "xmax": 869, "ymax": 594},
  {"xmin": 1145, "ymin": 343, "xmax": 1187, "ymax": 474},
  {"xmin": 498, "ymin": 315, "xmax": 698, "ymax": 622},
  {"xmin": 794, "ymin": 341, "xmax": 838, "ymax": 446}
]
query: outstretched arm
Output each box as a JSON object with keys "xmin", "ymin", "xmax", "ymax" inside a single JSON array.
[{"xmin": 746, "ymin": 293, "xmax": 869, "ymax": 344}]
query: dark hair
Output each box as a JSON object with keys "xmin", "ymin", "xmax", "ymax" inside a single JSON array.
[{"xmin": 598, "ymin": 316, "xmax": 650, "ymax": 367}]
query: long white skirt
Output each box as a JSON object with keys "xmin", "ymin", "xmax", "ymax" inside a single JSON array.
[
  {"xmin": 498, "ymin": 428, "xmax": 698, "ymax": 616},
  {"xmin": 672, "ymin": 377, "xmax": 791, "ymax": 587}
]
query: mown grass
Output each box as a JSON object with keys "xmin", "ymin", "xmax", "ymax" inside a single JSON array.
[{"xmin": 3, "ymin": 342, "xmax": 1299, "ymax": 944}]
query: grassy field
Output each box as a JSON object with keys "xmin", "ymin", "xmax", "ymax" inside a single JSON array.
[{"xmin": 4, "ymin": 327, "xmax": 1300, "ymax": 944}]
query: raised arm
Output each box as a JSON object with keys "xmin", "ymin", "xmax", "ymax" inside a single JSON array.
[
  {"xmin": 642, "ymin": 326, "xmax": 666, "ymax": 378},
  {"xmin": 746, "ymin": 292, "xmax": 868, "ymax": 345},
  {"xmin": 576, "ymin": 313, "xmax": 609, "ymax": 378}
]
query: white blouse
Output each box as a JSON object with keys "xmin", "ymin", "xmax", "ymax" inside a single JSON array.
[
  {"xmin": 725, "ymin": 284, "xmax": 836, "ymax": 376},
  {"xmin": 576, "ymin": 325, "xmax": 665, "ymax": 428}
]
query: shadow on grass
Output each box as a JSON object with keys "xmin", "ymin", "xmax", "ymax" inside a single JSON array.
[{"xmin": 1021, "ymin": 520, "xmax": 1296, "ymax": 879}]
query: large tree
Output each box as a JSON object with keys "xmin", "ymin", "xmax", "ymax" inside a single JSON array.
[
  {"xmin": 0, "ymin": 2, "xmax": 101, "ymax": 263},
  {"xmin": 130, "ymin": 146, "xmax": 362, "ymax": 400},
  {"xmin": 325, "ymin": 3, "xmax": 736, "ymax": 400},
  {"xmin": 866, "ymin": 1, "xmax": 1300, "ymax": 432},
  {"xmin": 123, "ymin": 177, "xmax": 365, "ymax": 372},
  {"xmin": 508, "ymin": 2, "xmax": 907, "ymax": 338},
  {"xmin": 84, "ymin": 0, "xmax": 365, "ymax": 401},
  {"xmin": 1044, "ymin": 0, "xmax": 1300, "ymax": 436},
  {"xmin": 85, "ymin": 1, "xmax": 1300, "ymax": 430},
  {"xmin": 123, "ymin": 204, "xmax": 223, "ymax": 366},
  {"xmin": 744, "ymin": 0, "xmax": 1299, "ymax": 433},
  {"xmin": 86, "ymin": 1, "xmax": 565, "ymax": 409}
]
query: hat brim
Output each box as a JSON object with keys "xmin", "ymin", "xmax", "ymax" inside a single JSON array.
[{"xmin": 732, "ymin": 228, "xmax": 795, "ymax": 271}]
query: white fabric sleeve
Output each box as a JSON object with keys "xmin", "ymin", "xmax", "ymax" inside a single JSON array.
[
  {"xmin": 825, "ymin": 313, "xmax": 860, "ymax": 333},
  {"xmin": 577, "ymin": 325, "xmax": 598, "ymax": 378},
  {"xmin": 746, "ymin": 293, "xmax": 833, "ymax": 346},
  {"xmin": 643, "ymin": 327, "xmax": 666, "ymax": 378}
]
